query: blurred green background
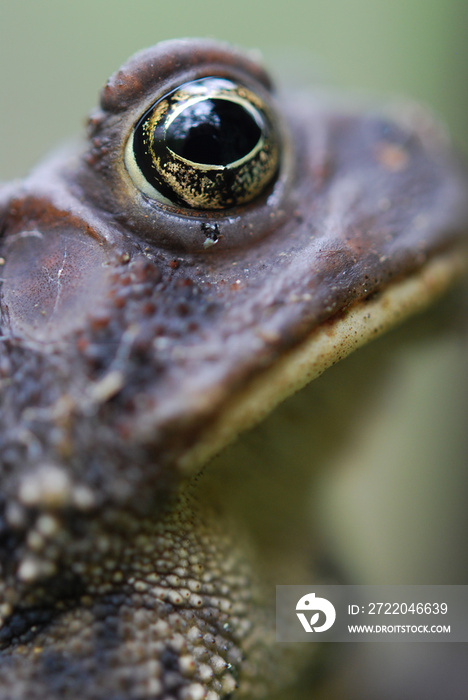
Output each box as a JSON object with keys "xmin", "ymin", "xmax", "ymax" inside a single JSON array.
[{"xmin": 1, "ymin": 0, "xmax": 467, "ymax": 180}]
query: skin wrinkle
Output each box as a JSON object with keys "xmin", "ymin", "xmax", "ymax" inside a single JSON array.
[{"xmin": 0, "ymin": 38, "xmax": 467, "ymax": 699}]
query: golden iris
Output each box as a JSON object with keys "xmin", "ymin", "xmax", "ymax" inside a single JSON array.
[{"xmin": 125, "ymin": 77, "xmax": 280, "ymax": 210}]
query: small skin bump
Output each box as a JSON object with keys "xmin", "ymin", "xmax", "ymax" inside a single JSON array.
[
  {"xmin": 210, "ymin": 654, "xmax": 228, "ymax": 675},
  {"xmin": 180, "ymin": 683, "xmax": 207, "ymax": 700},
  {"xmin": 221, "ymin": 673, "xmax": 238, "ymax": 694},
  {"xmin": 187, "ymin": 626, "xmax": 203, "ymax": 643},
  {"xmin": 199, "ymin": 663, "xmax": 214, "ymax": 682},
  {"xmin": 187, "ymin": 579, "xmax": 202, "ymax": 592},
  {"xmin": 17, "ymin": 556, "xmax": 55, "ymax": 582},
  {"xmin": 18, "ymin": 465, "xmax": 72, "ymax": 508},
  {"xmin": 133, "ymin": 580, "xmax": 149, "ymax": 593},
  {"xmin": 179, "ymin": 654, "xmax": 197, "ymax": 677},
  {"xmin": 189, "ymin": 594, "xmax": 204, "ymax": 607},
  {"xmin": 167, "ymin": 590, "xmax": 185, "ymax": 605},
  {"xmin": 145, "ymin": 678, "xmax": 163, "ymax": 696},
  {"xmin": 35, "ymin": 514, "xmax": 60, "ymax": 538}
]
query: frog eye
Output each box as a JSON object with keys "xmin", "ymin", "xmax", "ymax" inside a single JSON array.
[{"xmin": 124, "ymin": 77, "xmax": 280, "ymax": 210}]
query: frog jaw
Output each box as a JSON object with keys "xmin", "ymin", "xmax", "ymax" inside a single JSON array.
[
  {"xmin": 0, "ymin": 257, "xmax": 465, "ymax": 700},
  {"xmin": 178, "ymin": 247, "xmax": 468, "ymax": 475}
]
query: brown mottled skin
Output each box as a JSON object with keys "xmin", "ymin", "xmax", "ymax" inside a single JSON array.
[{"xmin": 0, "ymin": 39, "xmax": 467, "ymax": 699}]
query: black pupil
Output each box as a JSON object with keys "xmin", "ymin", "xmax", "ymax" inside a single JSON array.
[{"xmin": 165, "ymin": 98, "xmax": 261, "ymax": 166}]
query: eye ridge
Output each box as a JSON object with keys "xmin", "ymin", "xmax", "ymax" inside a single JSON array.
[{"xmin": 126, "ymin": 77, "xmax": 280, "ymax": 210}]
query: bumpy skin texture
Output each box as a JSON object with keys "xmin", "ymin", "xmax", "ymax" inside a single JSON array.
[
  {"xmin": 0, "ymin": 38, "xmax": 468, "ymax": 699},
  {"xmin": 0, "ymin": 492, "xmax": 282, "ymax": 700}
]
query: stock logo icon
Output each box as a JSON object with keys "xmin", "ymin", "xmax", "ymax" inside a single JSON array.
[{"xmin": 296, "ymin": 592, "xmax": 336, "ymax": 633}]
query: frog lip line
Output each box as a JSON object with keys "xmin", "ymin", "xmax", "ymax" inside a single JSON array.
[{"xmin": 175, "ymin": 247, "xmax": 468, "ymax": 474}]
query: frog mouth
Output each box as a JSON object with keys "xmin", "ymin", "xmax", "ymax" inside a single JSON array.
[
  {"xmin": 173, "ymin": 249, "xmax": 468, "ymax": 588},
  {"xmin": 175, "ymin": 249, "xmax": 467, "ymax": 477}
]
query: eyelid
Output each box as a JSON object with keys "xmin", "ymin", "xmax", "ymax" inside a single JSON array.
[{"xmin": 80, "ymin": 43, "xmax": 296, "ymax": 252}]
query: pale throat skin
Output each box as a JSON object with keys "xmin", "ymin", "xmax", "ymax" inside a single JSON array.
[{"xmin": 0, "ymin": 38, "xmax": 467, "ymax": 700}]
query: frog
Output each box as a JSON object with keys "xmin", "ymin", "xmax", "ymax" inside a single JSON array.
[{"xmin": 0, "ymin": 37, "xmax": 467, "ymax": 700}]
